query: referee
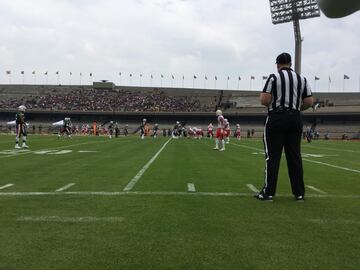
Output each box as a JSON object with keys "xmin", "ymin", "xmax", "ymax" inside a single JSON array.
[{"xmin": 255, "ymin": 52, "xmax": 313, "ymax": 202}]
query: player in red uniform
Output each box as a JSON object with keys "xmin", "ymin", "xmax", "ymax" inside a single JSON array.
[
  {"xmin": 214, "ymin": 109, "xmax": 226, "ymax": 151},
  {"xmin": 235, "ymin": 124, "xmax": 241, "ymax": 140},
  {"xmin": 207, "ymin": 123, "xmax": 214, "ymax": 139},
  {"xmin": 224, "ymin": 118, "xmax": 231, "ymax": 144}
]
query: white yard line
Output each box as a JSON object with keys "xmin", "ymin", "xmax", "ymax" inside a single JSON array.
[
  {"xmin": 0, "ymin": 184, "xmax": 14, "ymax": 190},
  {"xmin": 187, "ymin": 183, "xmax": 196, "ymax": 192},
  {"xmin": 123, "ymin": 138, "xmax": 172, "ymax": 191},
  {"xmin": 230, "ymin": 143, "xmax": 360, "ymax": 174},
  {"xmin": 246, "ymin": 184, "xmax": 259, "ymax": 193},
  {"xmin": 303, "ymin": 158, "xmax": 360, "ymax": 174},
  {"xmin": 306, "ymin": 185, "xmax": 327, "ymax": 194},
  {"xmin": 16, "ymin": 216, "xmax": 124, "ymax": 223},
  {"xmin": 302, "ymin": 144, "xmax": 360, "ymax": 153},
  {"xmin": 55, "ymin": 183, "xmax": 76, "ymax": 192},
  {"xmin": 0, "ymin": 191, "xmax": 359, "ymax": 199},
  {"xmin": 230, "ymin": 142, "xmax": 263, "ymax": 151}
]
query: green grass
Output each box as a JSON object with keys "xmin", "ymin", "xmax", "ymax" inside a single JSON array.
[{"xmin": 0, "ymin": 134, "xmax": 359, "ymax": 270}]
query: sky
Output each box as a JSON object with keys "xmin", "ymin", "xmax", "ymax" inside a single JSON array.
[{"xmin": 0, "ymin": 0, "xmax": 359, "ymax": 92}]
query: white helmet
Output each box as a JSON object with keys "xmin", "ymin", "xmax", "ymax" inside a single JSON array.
[
  {"xmin": 176, "ymin": 121, "xmax": 180, "ymax": 124},
  {"xmin": 216, "ymin": 109, "xmax": 222, "ymax": 116},
  {"xmin": 143, "ymin": 118, "xmax": 147, "ymax": 122},
  {"xmin": 18, "ymin": 105, "xmax": 26, "ymax": 112},
  {"xmin": 110, "ymin": 121, "xmax": 114, "ymax": 124}
]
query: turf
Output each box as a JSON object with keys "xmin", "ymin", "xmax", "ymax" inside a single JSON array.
[{"xmin": 0, "ymin": 134, "xmax": 359, "ymax": 270}]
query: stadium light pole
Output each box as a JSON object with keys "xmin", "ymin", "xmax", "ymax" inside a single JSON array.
[{"xmin": 269, "ymin": 0, "xmax": 320, "ymax": 74}]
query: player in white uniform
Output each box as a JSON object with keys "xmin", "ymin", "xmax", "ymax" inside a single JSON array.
[
  {"xmin": 214, "ymin": 110, "xmax": 226, "ymax": 151},
  {"xmin": 207, "ymin": 123, "xmax": 214, "ymax": 139},
  {"xmin": 224, "ymin": 118, "xmax": 231, "ymax": 144},
  {"xmin": 235, "ymin": 124, "xmax": 241, "ymax": 140}
]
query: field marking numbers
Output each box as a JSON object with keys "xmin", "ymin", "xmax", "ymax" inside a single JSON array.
[
  {"xmin": 0, "ymin": 139, "xmax": 112, "ymax": 159},
  {"xmin": 17, "ymin": 216, "xmax": 124, "ymax": 223},
  {"xmin": 187, "ymin": 183, "xmax": 196, "ymax": 192},
  {"xmin": 0, "ymin": 184, "xmax": 14, "ymax": 190},
  {"xmin": 303, "ymin": 158, "xmax": 360, "ymax": 174},
  {"xmin": 246, "ymin": 184, "xmax": 259, "ymax": 193},
  {"xmin": 123, "ymin": 138, "xmax": 172, "ymax": 191},
  {"xmin": 1, "ymin": 191, "xmax": 359, "ymax": 199},
  {"xmin": 306, "ymin": 185, "xmax": 327, "ymax": 194},
  {"xmin": 56, "ymin": 183, "xmax": 76, "ymax": 192}
]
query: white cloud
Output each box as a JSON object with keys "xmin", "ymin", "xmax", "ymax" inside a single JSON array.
[{"xmin": 0, "ymin": 0, "xmax": 359, "ymax": 92}]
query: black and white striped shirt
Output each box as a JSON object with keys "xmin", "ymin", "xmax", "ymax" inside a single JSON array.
[{"xmin": 262, "ymin": 67, "xmax": 312, "ymax": 111}]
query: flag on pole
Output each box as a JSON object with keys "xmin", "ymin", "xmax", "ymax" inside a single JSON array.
[
  {"xmin": 251, "ymin": 76, "xmax": 255, "ymax": 80},
  {"xmin": 6, "ymin": 70, "xmax": 11, "ymax": 75},
  {"xmin": 262, "ymin": 76, "xmax": 268, "ymax": 80},
  {"xmin": 315, "ymin": 76, "xmax": 320, "ymax": 80},
  {"xmin": 344, "ymin": 74, "xmax": 350, "ymax": 79}
]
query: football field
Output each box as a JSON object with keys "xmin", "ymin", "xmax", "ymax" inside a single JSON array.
[{"xmin": 0, "ymin": 134, "xmax": 359, "ymax": 270}]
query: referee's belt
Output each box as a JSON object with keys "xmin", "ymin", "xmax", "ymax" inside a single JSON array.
[{"xmin": 270, "ymin": 107, "xmax": 299, "ymax": 114}]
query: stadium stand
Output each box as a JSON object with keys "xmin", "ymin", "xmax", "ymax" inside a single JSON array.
[{"xmin": 0, "ymin": 84, "xmax": 359, "ymax": 138}]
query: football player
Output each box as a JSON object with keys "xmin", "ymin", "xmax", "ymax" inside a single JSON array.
[
  {"xmin": 153, "ymin": 123, "xmax": 159, "ymax": 138},
  {"xmin": 214, "ymin": 109, "xmax": 225, "ymax": 151},
  {"xmin": 15, "ymin": 105, "xmax": 29, "ymax": 149},
  {"xmin": 224, "ymin": 118, "xmax": 231, "ymax": 144},
  {"xmin": 124, "ymin": 124, "xmax": 129, "ymax": 136},
  {"xmin": 59, "ymin": 117, "xmax": 72, "ymax": 138},
  {"xmin": 140, "ymin": 119, "xmax": 147, "ymax": 139},
  {"xmin": 235, "ymin": 124, "xmax": 241, "ymax": 140},
  {"xmin": 207, "ymin": 123, "xmax": 214, "ymax": 139},
  {"xmin": 172, "ymin": 121, "xmax": 181, "ymax": 138},
  {"xmin": 108, "ymin": 121, "xmax": 114, "ymax": 139}
]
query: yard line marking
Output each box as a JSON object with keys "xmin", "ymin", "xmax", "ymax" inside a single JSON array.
[
  {"xmin": 230, "ymin": 143, "xmax": 262, "ymax": 151},
  {"xmin": 0, "ymin": 191, "xmax": 359, "ymax": 199},
  {"xmin": 0, "ymin": 184, "xmax": 14, "ymax": 190},
  {"xmin": 307, "ymin": 219, "xmax": 360, "ymax": 225},
  {"xmin": 17, "ymin": 216, "xmax": 124, "ymax": 223},
  {"xmin": 187, "ymin": 183, "xmax": 196, "ymax": 192},
  {"xmin": 302, "ymin": 144, "xmax": 360, "ymax": 153},
  {"xmin": 230, "ymin": 143, "xmax": 360, "ymax": 174},
  {"xmin": 56, "ymin": 183, "xmax": 76, "ymax": 192},
  {"xmin": 123, "ymin": 138, "xmax": 172, "ymax": 191},
  {"xmin": 306, "ymin": 185, "xmax": 327, "ymax": 194},
  {"xmin": 246, "ymin": 184, "xmax": 259, "ymax": 193},
  {"xmin": 303, "ymin": 158, "xmax": 360, "ymax": 174}
]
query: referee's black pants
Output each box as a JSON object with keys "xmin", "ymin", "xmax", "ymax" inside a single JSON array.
[{"xmin": 262, "ymin": 111, "xmax": 305, "ymax": 197}]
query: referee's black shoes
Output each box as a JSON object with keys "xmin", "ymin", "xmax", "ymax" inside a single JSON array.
[{"xmin": 254, "ymin": 193, "xmax": 273, "ymax": 202}]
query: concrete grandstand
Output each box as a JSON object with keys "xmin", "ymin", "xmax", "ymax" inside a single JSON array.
[{"xmin": 0, "ymin": 84, "xmax": 359, "ymax": 139}]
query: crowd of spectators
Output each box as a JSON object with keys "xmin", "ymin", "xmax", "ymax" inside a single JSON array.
[{"xmin": 0, "ymin": 88, "xmax": 214, "ymax": 112}]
